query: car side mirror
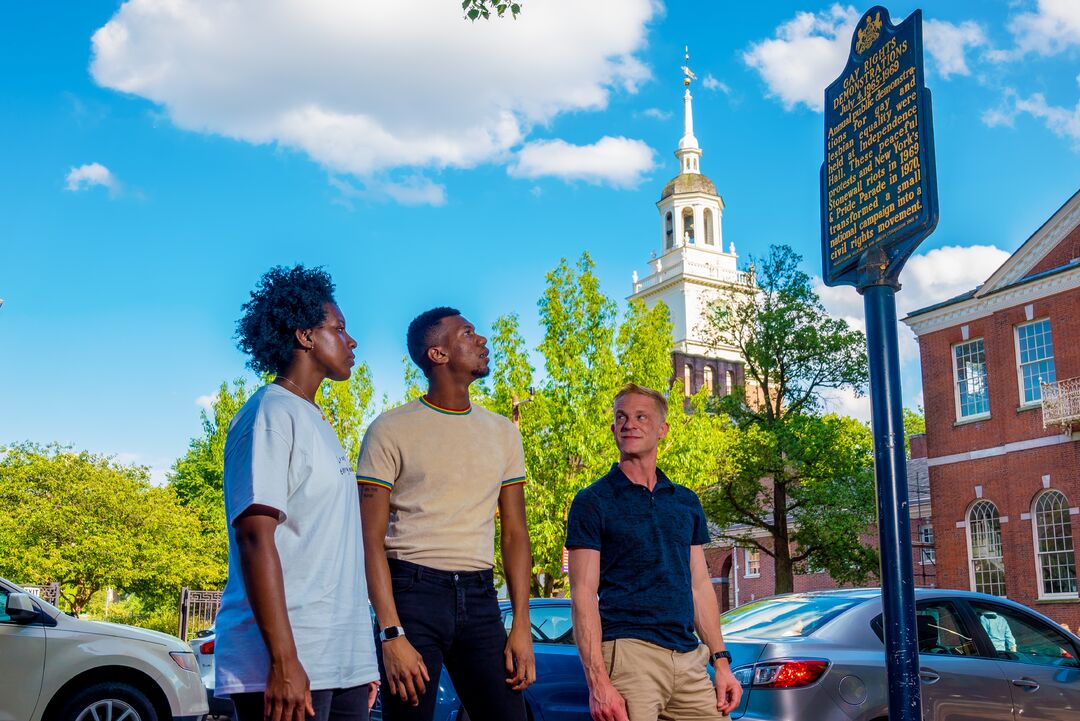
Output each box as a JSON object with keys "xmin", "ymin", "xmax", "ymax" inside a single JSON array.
[{"xmin": 6, "ymin": 593, "xmax": 39, "ymax": 624}]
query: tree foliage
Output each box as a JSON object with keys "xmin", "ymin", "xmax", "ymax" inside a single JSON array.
[
  {"xmin": 168, "ymin": 368, "xmax": 377, "ymax": 592},
  {"xmin": 462, "ymin": 0, "xmax": 521, "ymax": 21},
  {"xmin": 701, "ymin": 244, "xmax": 876, "ymax": 593},
  {"xmin": 903, "ymin": 406, "xmax": 926, "ymax": 459},
  {"xmin": 0, "ymin": 443, "xmax": 211, "ymax": 614},
  {"xmin": 487, "ymin": 254, "xmax": 682, "ymax": 596}
]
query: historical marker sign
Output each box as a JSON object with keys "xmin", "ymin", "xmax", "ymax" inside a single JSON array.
[{"xmin": 821, "ymin": 6, "xmax": 938, "ymax": 287}]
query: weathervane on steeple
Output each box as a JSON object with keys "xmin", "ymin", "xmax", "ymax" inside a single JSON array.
[{"xmin": 681, "ymin": 46, "xmax": 697, "ymax": 87}]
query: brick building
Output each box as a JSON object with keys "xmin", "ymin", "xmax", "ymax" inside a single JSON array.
[{"xmin": 902, "ymin": 189, "xmax": 1080, "ymax": 628}]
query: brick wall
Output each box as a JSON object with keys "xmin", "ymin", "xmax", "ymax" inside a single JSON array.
[{"xmin": 917, "ymin": 275, "xmax": 1080, "ymax": 629}]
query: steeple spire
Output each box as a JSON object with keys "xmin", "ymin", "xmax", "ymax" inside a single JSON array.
[{"xmin": 676, "ymin": 46, "xmax": 702, "ymax": 175}]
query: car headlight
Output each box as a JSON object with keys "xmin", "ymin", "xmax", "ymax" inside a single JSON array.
[{"xmin": 170, "ymin": 651, "xmax": 200, "ymax": 673}]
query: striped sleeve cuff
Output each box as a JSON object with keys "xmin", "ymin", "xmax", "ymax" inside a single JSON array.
[
  {"xmin": 501, "ymin": 476, "xmax": 527, "ymax": 487},
  {"xmin": 356, "ymin": 475, "xmax": 393, "ymax": 490}
]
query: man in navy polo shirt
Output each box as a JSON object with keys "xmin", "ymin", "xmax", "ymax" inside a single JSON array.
[{"xmin": 567, "ymin": 383, "xmax": 742, "ymax": 721}]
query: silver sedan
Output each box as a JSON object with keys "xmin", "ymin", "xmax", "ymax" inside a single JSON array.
[{"xmin": 721, "ymin": 587, "xmax": 1080, "ymax": 721}]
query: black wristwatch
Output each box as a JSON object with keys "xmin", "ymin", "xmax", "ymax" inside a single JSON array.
[
  {"xmin": 710, "ymin": 649, "xmax": 733, "ymax": 666},
  {"xmin": 379, "ymin": 625, "xmax": 406, "ymax": 642}
]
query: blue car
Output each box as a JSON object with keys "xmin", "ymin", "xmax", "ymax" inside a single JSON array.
[{"xmin": 373, "ymin": 598, "xmax": 590, "ymax": 720}]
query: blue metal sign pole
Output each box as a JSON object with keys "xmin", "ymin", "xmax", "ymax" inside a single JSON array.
[
  {"xmin": 861, "ymin": 263, "xmax": 920, "ymax": 721},
  {"xmin": 819, "ymin": 8, "xmax": 940, "ymax": 720}
]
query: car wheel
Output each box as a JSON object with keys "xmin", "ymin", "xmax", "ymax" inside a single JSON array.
[{"xmin": 59, "ymin": 682, "xmax": 158, "ymax": 721}]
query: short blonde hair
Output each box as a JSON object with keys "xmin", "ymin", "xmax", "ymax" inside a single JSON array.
[{"xmin": 613, "ymin": 383, "xmax": 668, "ymax": 417}]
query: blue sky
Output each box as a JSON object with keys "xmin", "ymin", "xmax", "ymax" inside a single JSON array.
[{"xmin": 2, "ymin": 1, "xmax": 1078, "ymax": 481}]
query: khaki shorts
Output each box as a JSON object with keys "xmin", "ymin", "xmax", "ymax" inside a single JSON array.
[{"xmin": 602, "ymin": 638, "xmax": 728, "ymax": 720}]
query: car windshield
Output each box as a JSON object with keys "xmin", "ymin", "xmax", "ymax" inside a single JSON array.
[{"xmin": 721, "ymin": 595, "xmax": 865, "ymax": 638}]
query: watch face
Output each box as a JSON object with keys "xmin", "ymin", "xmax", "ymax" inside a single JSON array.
[{"xmin": 383, "ymin": 626, "xmax": 403, "ymax": 640}]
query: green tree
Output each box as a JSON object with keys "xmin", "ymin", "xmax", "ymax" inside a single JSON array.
[
  {"xmin": 488, "ymin": 254, "xmax": 682, "ymax": 596},
  {"xmin": 903, "ymin": 406, "xmax": 926, "ymax": 459},
  {"xmin": 169, "ymin": 368, "xmax": 377, "ymax": 591},
  {"xmin": 0, "ymin": 443, "xmax": 211, "ymax": 614},
  {"xmin": 700, "ymin": 244, "xmax": 875, "ymax": 593}
]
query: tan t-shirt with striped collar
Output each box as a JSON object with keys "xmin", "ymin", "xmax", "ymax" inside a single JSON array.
[{"xmin": 356, "ymin": 396, "xmax": 527, "ymax": 572}]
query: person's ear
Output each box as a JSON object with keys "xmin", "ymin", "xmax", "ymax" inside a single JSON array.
[
  {"xmin": 294, "ymin": 327, "xmax": 314, "ymax": 351},
  {"xmin": 427, "ymin": 344, "xmax": 448, "ymax": 368},
  {"xmin": 658, "ymin": 421, "xmax": 669, "ymax": 440}
]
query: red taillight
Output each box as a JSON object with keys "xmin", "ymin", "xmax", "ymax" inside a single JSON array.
[
  {"xmin": 199, "ymin": 639, "xmax": 215, "ymax": 654},
  {"xmin": 751, "ymin": 659, "xmax": 829, "ymax": 688}
]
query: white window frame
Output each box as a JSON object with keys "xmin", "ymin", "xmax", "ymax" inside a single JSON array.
[
  {"xmin": 744, "ymin": 548, "xmax": 760, "ymax": 578},
  {"xmin": 966, "ymin": 499, "xmax": 1006, "ymax": 596},
  {"xmin": 952, "ymin": 338, "xmax": 990, "ymax": 421},
  {"xmin": 1031, "ymin": 489, "xmax": 1078, "ymax": 600},
  {"xmin": 1014, "ymin": 318, "xmax": 1056, "ymax": 407},
  {"xmin": 920, "ymin": 547, "xmax": 936, "ymax": 565}
]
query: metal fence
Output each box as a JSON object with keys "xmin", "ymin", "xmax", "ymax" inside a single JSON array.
[
  {"xmin": 178, "ymin": 587, "xmax": 223, "ymax": 641},
  {"xmin": 21, "ymin": 582, "xmax": 60, "ymax": 606}
]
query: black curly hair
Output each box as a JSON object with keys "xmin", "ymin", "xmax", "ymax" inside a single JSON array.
[
  {"xmin": 407, "ymin": 306, "xmax": 460, "ymax": 376},
  {"xmin": 236, "ymin": 265, "xmax": 337, "ymax": 375}
]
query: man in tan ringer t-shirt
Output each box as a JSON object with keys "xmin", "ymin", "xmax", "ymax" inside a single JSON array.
[{"xmin": 357, "ymin": 306, "xmax": 534, "ymax": 721}]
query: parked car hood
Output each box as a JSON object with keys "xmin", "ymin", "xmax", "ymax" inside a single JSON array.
[{"xmin": 51, "ymin": 611, "xmax": 188, "ymax": 649}]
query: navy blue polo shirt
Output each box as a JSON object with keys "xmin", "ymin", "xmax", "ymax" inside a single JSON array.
[{"xmin": 565, "ymin": 463, "xmax": 710, "ymax": 652}]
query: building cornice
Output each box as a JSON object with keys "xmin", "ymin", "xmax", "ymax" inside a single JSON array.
[
  {"xmin": 902, "ymin": 265, "xmax": 1080, "ymax": 336},
  {"xmin": 977, "ymin": 190, "xmax": 1080, "ymax": 296}
]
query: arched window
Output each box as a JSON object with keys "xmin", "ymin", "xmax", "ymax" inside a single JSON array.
[
  {"xmin": 726, "ymin": 370, "xmax": 735, "ymax": 394},
  {"xmin": 682, "ymin": 208, "xmax": 694, "ymax": 244},
  {"xmin": 703, "ymin": 208, "xmax": 714, "ymax": 245},
  {"xmin": 665, "ymin": 212, "xmax": 673, "ymax": 249},
  {"xmin": 968, "ymin": 500, "xmax": 1006, "ymax": 596},
  {"xmin": 703, "ymin": 366, "xmax": 714, "ymax": 395},
  {"xmin": 683, "ymin": 364, "xmax": 693, "ymax": 397},
  {"xmin": 1033, "ymin": 490, "xmax": 1077, "ymax": 598}
]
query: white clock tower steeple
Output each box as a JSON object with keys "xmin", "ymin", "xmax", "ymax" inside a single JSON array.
[{"xmin": 629, "ymin": 49, "xmax": 754, "ymax": 398}]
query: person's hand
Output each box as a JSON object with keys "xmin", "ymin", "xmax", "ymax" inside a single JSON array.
[
  {"xmin": 380, "ymin": 637, "xmax": 430, "ymax": 706},
  {"xmin": 713, "ymin": 664, "xmax": 743, "ymax": 716},
  {"xmin": 367, "ymin": 680, "xmax": 380, "ymax": 712},
  {"xmin": 504, "ymin": 625, "xmax": 536, "ymax": 691},
  {"xmin": 264, "ymin": 654, "xmax": 314, "ymax": 721},
  {"xmin": 588, "ymin": 677, "xmax": 629, "ymax": 721}
]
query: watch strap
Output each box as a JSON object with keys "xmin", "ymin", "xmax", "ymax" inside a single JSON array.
[
  {"xmin": 379, "ymin": 625, "xmax": 406, "ymax": 642},
  {"xmin": 710, "ymin": 649, "xmax": 733, "ymax": 665}
]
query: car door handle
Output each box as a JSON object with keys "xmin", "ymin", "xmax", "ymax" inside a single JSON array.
[
  {"xmin": 1011, "ymin": 678, "xmax": 1040, "ymax": 692},
  {"xmin": 918, "ymin": 669, "xmax": 940, "ymax": 684}
]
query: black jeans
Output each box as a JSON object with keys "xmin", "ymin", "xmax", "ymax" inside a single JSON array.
[
  {"xmin": 378, "ymin": 559, "xmax": 527, "ymax": 721},
  {"xmin": 231, "ymin": 683, "xmax": 370, "ymax": 721}
]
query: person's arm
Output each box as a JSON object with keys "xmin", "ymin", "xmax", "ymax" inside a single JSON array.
[
  {"xmin": 359, "ymin": 485, "xmax": 429, "ymax": 706},
  {"xmin": 569, "ymin": 548, "xmax": 628, "ymax": 721},
  {"xmin": 690, "ymin": 545, "xmax": 742, "ymax": 715},
  {"xmin": 234, "ymin": 507, "xmax": 314, "ymax": 721},
  {"xmin": 498, "ymin": 482, "xmax": 535, "ymax": 690}
]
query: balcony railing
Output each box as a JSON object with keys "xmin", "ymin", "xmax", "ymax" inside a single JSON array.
[{"xmin": 1041, "ymin": 377, "xmax": 1080, "ymax": 430}]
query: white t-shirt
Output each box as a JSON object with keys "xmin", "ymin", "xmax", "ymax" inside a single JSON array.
[{"xmin": 215, "ymin": 383, "xmax": 378, "ymax": 696}]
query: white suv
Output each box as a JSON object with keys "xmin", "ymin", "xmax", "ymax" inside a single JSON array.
[{"xmin": 0, "ymin": 577, "xmax": 208, "ymax": 721}]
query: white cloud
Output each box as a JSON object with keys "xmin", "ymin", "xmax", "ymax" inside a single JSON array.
[
  {"xmin": 508, "ymin": 136, "xmax": 656, "ymax": 188},
  {"xmin": 65, "ymin": 162, "xmax": 118, "ymax": 194},
  {"xmin": 329, "ymin": 174, "xmax": 447, "ymax": 208},
  {"xmin": 820, "ymin": 386, "xmax": 870, "ymax": 422},
  {"xmin": 744, "ymin": 6, "xmax": 989, "ymax": 112},
  {"xmin": 923, "ymin": 19, "xmax": 986, "ymax": 78},
  {"xmin": 743, "ymin": 4, "xmax": 860, "ymax": 112},
  {"xmin": 195, "ymin": 394, "xmax": 215, "ymax": 412},
  {"xmin": 641, "ymin": 107, "xmax": 672, "ymax": 120},
  {"xmin": 816, "ymin": 244, "xmax": 1010, "ymax": 362},
  {"xmin": 90, "ymin": 0, "xmax": 656, "ymax": 198},
  {"xmin": 701, "ymin": 74, "xmax": 731, "ymax": 94},
  {"xmin": 983, "ymin": 89, "xmax": 1080, "ymax": 150},
  {"xmin": 989, "ymin": 0, "xmax": 1080, "ymax": 60},
  {"xmin": 1014, "ymin": 93, "xmax": 1080, "ymax": 149}
]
